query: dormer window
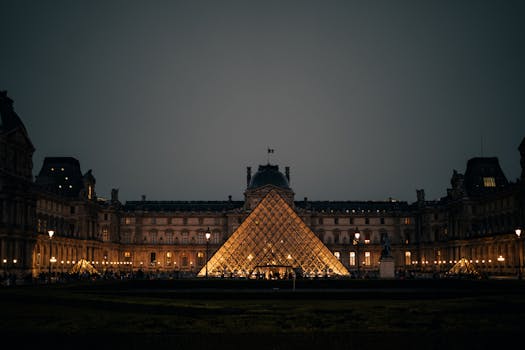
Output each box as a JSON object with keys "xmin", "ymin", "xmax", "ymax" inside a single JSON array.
[
  {"xmin": 483, "ymin": 177, "xmax": 496, "ymax": 187},
  {"xmin": 88, "ymin": 185, "xmax": 93, "ymax": 199}
]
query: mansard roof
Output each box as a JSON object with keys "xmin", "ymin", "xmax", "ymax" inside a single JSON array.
[
  {"xmin": 0, "ymin": 90, "xmax": 34, "ymax": 150},
  {"xmin": 35, "ymin": 157, "xmax": 85, "ymax": 197},
  {"xmin": 295, "ymin": 200, "xmax": 410, "ymax": 213},
  {"xmin": 123, "ymin": 200, "xmax": 244, "ymax": 212},
  {"xmin": 464, "ymin": 157, "xmax": 508, "ymax": 196}
]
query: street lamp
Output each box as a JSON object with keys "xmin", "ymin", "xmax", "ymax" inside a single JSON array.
[
  {"xmin": 354, "ymin": 227, "xmax": 361, "ymax": 278},
  {"xmin": 516, "ymin": 228, "xmax": 522, "ymax": 280},
  {"xmin": 2, "ymin": 258, "xmax": 7, "ymax": 278},
  {"xmin": 205, "ymin": 227, "xmax": 211, "ymax": 279},
  {"xmin": 48, "ymin": 230, "xmax": 54, "ymax": 281}
]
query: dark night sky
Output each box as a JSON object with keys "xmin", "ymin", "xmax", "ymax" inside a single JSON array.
[{"xmin": 1, "ymin": 0, "xmax": 524, "ymax": 203}]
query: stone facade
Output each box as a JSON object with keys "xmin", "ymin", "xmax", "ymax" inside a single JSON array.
[{"xmin": 1, "ymin": 92, "xmax": 524, "ymax": 280}]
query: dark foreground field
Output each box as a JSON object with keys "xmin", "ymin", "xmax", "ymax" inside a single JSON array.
[{"xmin": 1, "ymin": 279, "xmax": 524, "ymax": 349}]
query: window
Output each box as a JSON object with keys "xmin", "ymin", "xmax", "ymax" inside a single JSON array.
[
  {"xmin": 349, "ymin": 252, "xmax": 356, "ymax": 266},
  {"xmin": 404, "ymin": 217, "xmax": 411, "ymax": 225},
  {"xmin": 365, "ymin": 217, "xmax": 369, "ymax": 225},
  {"xmin": 166, "ymin": 232, "xmax": 173, "ymax": 244},
  {"xmin": 150, "ymin": 231, "xmax": 157, "ymax": 244},
  {"xmin": 102, "ymin": 227, "xmax": 109, "ymax": 241},
  {"xmin": 122, "ymin": 231, "xmax": 131, "ymax": 243},
  {"xmin": 319, "ymin": 218, "xmax": 324, "ymax": 225},
  {"xmin": 197, "ymin": 252, "xmax": 204, "ymax": 266},
  {"xmin": 197, "ymin": 231, "xmax": 204, "ymax": 244},
  {"xmin": 150, "ymin": 252, "xmax": 156, "ymax": 264},
  {"xmin": 212, "ymin": 232, "xmax": 220, "ymax": 244},
  {"xmin": 183, "ymin": 217, "xmax": 188, "ymax": 225},
  {"xmin": 364, "ymin": 232, "xmax": 371, "ymax": 244},
  {"xmin": 349, "ymin": 218, "xmax": 354, "ymax": 225},
  {"xmin": 104, "ymin": 213, "xmax": 108, "ymax": 221},
  {"xmin": 405, "ymin": 251, "xmax": 411, "ymax": 266},
  {"xmin": 88, "ymin": 185, "xmax": 93, "ymax": 200},
  {"xmin": 364, "ymin": 252, "xmax": 371, "ymax": 266},
  {"xmin": 124, "ymin": 251, "xmax": 131, "ymax": 258},
  {"xmin": 181, "ymin": 255, "xmax": 188, "ymax": 267},
  {"xmin": 124, "ymin": 217, "xmax": 132, "ymax": 225},
  {"xmin": 70, "ymin": 206, "xmax": 75, "ymax": 214},
  {"xmin": 166, "ymin": 252, "xmax": 172, "ymax": 265},
  {"xmin": 334, "ymin": 218, "xmax": 339, "ymax": 225},
  {"xmin": 483, "ymin": 177, "xmax": 496, "ymax": 187},
  {"xmin": 380, "ymin": 218, "xmax": 385, "ymax": 225},
  {"xmin": 182, "ymin": 232, "xmax": 189, "ymax": 244},
  {"xmin": 334, "ymin": 251, "xmax": 340, "ymax": 260}
]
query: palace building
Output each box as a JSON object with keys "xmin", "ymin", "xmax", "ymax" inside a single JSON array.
[{"xmin": 1, "ymin": 91, "xmax": 524, "ymax": 280}]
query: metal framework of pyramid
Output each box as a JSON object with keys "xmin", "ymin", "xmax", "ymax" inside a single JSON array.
[{"xmin": 197, "ymin": 189, "xmax": 349, "ymax": 278}]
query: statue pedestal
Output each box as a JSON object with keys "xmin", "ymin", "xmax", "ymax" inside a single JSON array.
[{"xmin": 379, "ymin": 256, "xmax": 395, "ymax": 279}]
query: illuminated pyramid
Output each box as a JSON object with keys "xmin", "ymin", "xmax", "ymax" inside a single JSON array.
[{"xmin": 197, "ymin": 189, "xmax": 349, "ymax": 278}]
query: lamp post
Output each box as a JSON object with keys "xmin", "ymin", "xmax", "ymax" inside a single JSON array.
[
  {"xmin": 354, "ymin": 227, "xmax": 361, "ymax": 279},
  {"xmin": 48, "ymin": 230, "xmax": 54, "ymax": 281},
  {"xmin": 516, "ymin": 228, "xmax": 522, "ymax": 280},
  {"xmin": 205, "ymin": 227, "xmax": 211, "ymax": 279},
  {"xmin": 2, "ymin": 258, "xmax": 7, "ymax": 279}
]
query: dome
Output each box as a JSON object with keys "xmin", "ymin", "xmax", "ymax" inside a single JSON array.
[{"xmin": 248, "ymin": 164, "xmax": 290, "ymax": 190}]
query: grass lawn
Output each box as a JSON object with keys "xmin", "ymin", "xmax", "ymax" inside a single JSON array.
[{"xmin": 1, "ymin": 279, "xmax": 523, "ymax": 349}]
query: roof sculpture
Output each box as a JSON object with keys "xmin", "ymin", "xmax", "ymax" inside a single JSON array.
[{"xmin": 197, "ymin": 189, "xmax": 349, "ymax": 278}]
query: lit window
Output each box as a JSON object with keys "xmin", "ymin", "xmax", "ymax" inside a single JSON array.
[
  {"xmin": 150, "ymin": 252, "xmax": 156, "ymax": 264},
  {"xmin": 364, "ymin": 251, "xmax": 371, "ymax": 266},
  {"xmin": 404, "ymin": 218, "xmax": 411, "ymax": 225},
  {"xmin": 197, "ymin": 252, "xmax": 204, "ymax": 266},
  {"xmin": 349, "ymin": 252, "xmax": 356, "ymax": 266},
  {"xmin": 483, "ymin": 177, "xmax": 496, "ymax": 187},
  {"xmin": 88, "ymin": 185, "xmax": 93, "ymax": 199},
  {"xmin": 124, "ymin": 251, "xmax": 131, "ymax": 258},
  {"xmin": 405, "ymin": 251, "xmax": 411, "ymax": 266}
]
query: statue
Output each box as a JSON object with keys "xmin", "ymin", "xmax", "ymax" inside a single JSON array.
[{"xmin": 381, "ymin": 232, "xmax": 392, "ymax": 258}]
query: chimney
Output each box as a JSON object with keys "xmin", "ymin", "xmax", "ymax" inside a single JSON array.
[
  {"xmin": 285, "ymin": 166, "xmax": 290, "ymax": 183},
  {"xmin": 111, "ymin": 188, "xmax": 119, "ymax": 202},
  {"xmin": 247, "ymin": 166, "xmax": 252, "ymax": 186},
  {"xmin": 141, "ymin": 194, "xmax": 146, "ymax": 201},
  {"xmin": 228, "ymin": 195, "xmax": 232, "ymax": 202}
]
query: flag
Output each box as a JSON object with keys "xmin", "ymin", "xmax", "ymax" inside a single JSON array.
[{"xmin": 268, "ymin": 148, "xmax": 274, "ymax": 153}]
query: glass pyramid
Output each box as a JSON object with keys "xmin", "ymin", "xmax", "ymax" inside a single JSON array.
[{"xmin": 198, "ymin": 189, "xmax": 349, "ymax": 278}]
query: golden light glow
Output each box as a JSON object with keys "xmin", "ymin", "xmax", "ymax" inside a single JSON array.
[
  {"xmin": 196, "ymin": 189, "xmax": 349, "ymax": 278},
  {"xmin": 483, "ymin": 177, "xmax": 496, "ymax": 187}
]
